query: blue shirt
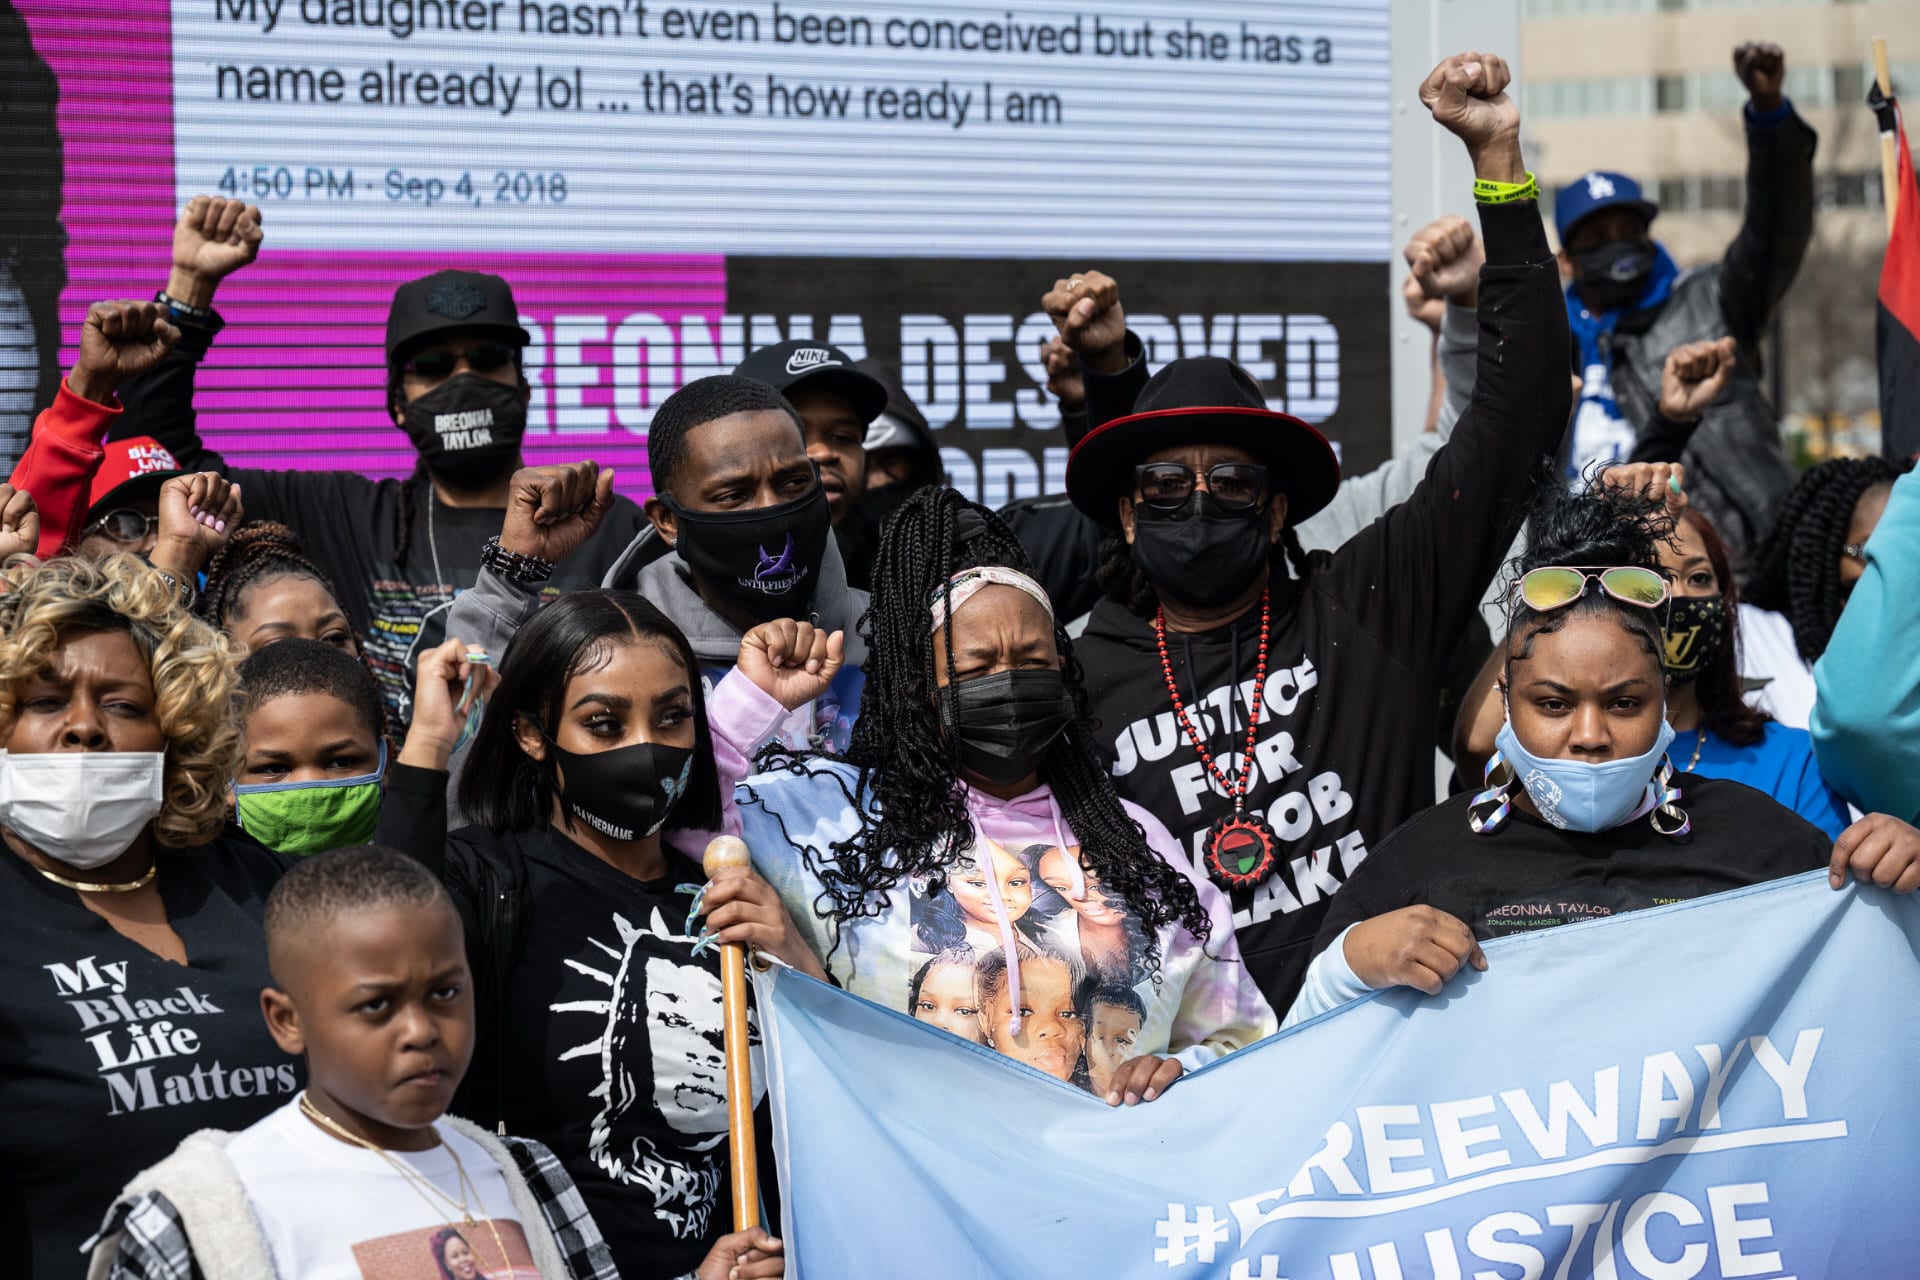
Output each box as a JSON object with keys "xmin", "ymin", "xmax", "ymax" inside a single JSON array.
[{"xmin": 1686, "ymin": 720, "xmax": 1849, "ymax": 840}]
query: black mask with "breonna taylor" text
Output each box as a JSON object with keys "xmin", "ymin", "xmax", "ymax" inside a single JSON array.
[{"xmin": 400, "ymin": 374, "xmax": 527, "ymax": 485}]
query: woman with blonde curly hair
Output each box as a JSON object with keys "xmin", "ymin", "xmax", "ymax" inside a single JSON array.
[{"xmin": 0, "ymin": 553, "xmax": 300, "ymax": 1279}]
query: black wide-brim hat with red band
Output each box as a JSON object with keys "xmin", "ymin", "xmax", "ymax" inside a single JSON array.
[{"xmin": 1065, "ymin": 356, "xmax": 1342, "ymax": 530}]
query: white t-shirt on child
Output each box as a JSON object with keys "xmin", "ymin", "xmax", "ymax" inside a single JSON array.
[{"xmin": 226, "ymin": 1097, "xmax": 542, "ymax": 1280}]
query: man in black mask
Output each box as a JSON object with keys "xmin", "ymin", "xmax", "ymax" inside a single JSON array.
[
  {"xmin": 446, "ymin": 373, "xmax": 868, "ymax": 756},
  {"xmin": 106, "ymin": 218, "xmax": 648, "ymax": 733},
  {"xmin": 1064, "ymin": 50, "xmax": 1571, "ymax": 1010},
  {"xmin": 1555, "ymin": 40, "xmax": 1812, "ymax": 562}
]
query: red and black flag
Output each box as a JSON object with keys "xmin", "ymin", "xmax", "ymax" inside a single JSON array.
[{"xmin": 1876, "ymin": 83, "xmax": 1920, "ymax": 460}]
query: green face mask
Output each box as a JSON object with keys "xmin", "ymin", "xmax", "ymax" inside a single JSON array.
[{"xmin": 233, "ymin": 742, "xmax": 386, "ymax": 857}]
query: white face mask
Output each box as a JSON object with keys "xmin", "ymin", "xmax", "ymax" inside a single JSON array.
[{"xmin": 0, "ymin": 751, "xmax": 167, "ymax": 870}]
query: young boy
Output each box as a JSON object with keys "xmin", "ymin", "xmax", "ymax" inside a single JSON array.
[
  {"xmin": 87, "ymin": 846, "xmax": 783, "ymax": 1280},
  {"xmin": 234, "ymin": 635, "xmax": 488, "ymax": 860}
]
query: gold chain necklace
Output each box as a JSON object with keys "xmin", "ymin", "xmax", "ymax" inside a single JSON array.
[
  {"xmin": 298, "ymin": 1093, "xmax": 511, "ymax": 1271},
  {"xmin": 34, "ymin": 862, "xmax": 157, "ymax": 893}
]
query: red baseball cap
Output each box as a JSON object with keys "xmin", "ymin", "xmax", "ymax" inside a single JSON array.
[{"xmin": 86, "ymin": 437, "xmax": 185, "ymax": 522}]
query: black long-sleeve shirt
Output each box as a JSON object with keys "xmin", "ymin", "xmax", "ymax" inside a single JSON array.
[
  {"xmin": 1074, "ymin": 200, "xmax": 1573, "ymax": 1009},
  {"xmin": 110, "ymin": 324, "xmax": 647, "ymax": 734}
]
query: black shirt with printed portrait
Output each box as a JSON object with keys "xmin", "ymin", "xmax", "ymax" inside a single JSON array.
[
  {"xmin": 439, "ymin": 821, "xmax": 741, "ymax": 1280},
  {"xmin": 0, "ymin": 833, "xmax": 299, "ymax": 1280}
]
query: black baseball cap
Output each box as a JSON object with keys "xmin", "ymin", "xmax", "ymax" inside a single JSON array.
[
  {"xmin": 385, "ymin": 269, "xmax": 532, "ymax": 366},
  {"xmin": 734, "ymin": 340, "xmax": 888, "ymax": 425}
]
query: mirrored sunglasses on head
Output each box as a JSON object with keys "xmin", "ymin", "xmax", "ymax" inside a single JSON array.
[
  {"xmin": 83, "ymin": 509, "xmax": 159, "ymax": 544},
  {"xmin": 1133, "ymin": 462, "xmax": 1270, "ymax": 512},
  {"xmin": 1514, "ymin": 565, "xmax": 1671, "ymax": 613},
  {"xmin": 402, "ymin": 341, "xmax": 518, "ymax": 381}
]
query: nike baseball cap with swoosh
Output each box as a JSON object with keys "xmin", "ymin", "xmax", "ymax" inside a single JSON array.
[{"xmin": 735, "ymin": 339, "xmax": 888, "ymax": 425}]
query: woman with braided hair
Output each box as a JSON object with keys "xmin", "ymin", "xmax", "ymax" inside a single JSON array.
[
  {"xmin": 201, "ymin": 520, "xmax": 358, "ymax": 658},
  {"xmin": 700, "ymin": 485, "xmax": 1275, "ymax": 1105},
  {"xmin": 1741, "ymin": 455, "xmax": 1913, "ymax": 727}
]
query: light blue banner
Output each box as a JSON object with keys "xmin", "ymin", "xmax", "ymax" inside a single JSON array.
[{"xmin": 755, "ymin": 871, "xmax": 1920, "ymax": 1279}]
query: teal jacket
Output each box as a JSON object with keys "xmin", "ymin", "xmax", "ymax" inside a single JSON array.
[{"xmin": 1811, "ymin": 468, "xmax": 1920, "ymax": 820}]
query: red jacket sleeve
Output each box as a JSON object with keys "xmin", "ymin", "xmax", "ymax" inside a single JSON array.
[{"xmin": 7, "ymin": 381, "xmax": 120, "ymax": 559}]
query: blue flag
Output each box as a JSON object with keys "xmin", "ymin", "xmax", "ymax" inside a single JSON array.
[{"xmin": 755, "ymin": 871, "xmax": 1920, "ymax": 1278}]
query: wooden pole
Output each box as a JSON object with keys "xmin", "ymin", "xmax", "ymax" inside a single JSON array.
[
  {"xmin": 702, "ymin": 835, "xmax": 761, "ymax": 1232},
  {"xmin": 1876, "ymin": 38, "xmax": 1899, "ymax": 237}
]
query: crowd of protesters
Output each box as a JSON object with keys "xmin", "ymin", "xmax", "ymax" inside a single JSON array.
[{"xmin": 0, "ymin": 40, "xmax": 1916, "ymax": 1280}]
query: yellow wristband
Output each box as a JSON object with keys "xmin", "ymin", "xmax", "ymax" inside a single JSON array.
[{"xmin": 1473, "ymin": 171, "xmax": 1539, "ymax": 205}]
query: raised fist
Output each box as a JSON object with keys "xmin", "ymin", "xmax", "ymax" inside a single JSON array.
[
  {"xmin": 498, "ymin": 462, "xmax": 616, "ymax": 566},
  {"xmin": 738, "ymin": 619, "xmax": 845, "ymax": 712},
  {"xmin": 69, "ymin": 301, "xmax": 180, "ymax": 405},
  {"xmin": 171, "ymin": 196, "xmax": 264, "ymax": 300},
  {"xmin": 1420, "ymin": 52, "xmax": 1522, "ymax": 179},
  {"xmin": 1658, "ymin": 336, "xmax": 1737, "ymax": 424},
  {"xmin": 1042, "ymin": 270, "xmax": 1127, "ymax": 375},
  {"xmin": 1596, "ymin": 460, "xmax": 1688, "ymax": 517},
  {"xmin": 1733, "ymin": 42, "xmax": 1786, "ymax": 113},
  {"xmin": 1403, "ymin": 215, "xmax": 1485, "ymax": 312},
  {"xmin": 152, "ymin": 472, "xmax": 244, "ymax": 575},
  {"xmin": 1040, "ymin": 334, "xmax": 1085, "ymax": 409},
  {"xmin": 0, "ymin": 484, "xmax": 41, "ymax": 563}
]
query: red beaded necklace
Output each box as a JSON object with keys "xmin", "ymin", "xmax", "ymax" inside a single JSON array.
[{"xmin": 1155, "ymin": 588, "xmax": 1281, "ymax": 890}]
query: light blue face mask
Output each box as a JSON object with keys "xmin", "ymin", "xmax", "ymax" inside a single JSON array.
[{"xmin": 1494, "ymin": 716, "xmax": 1675, "ymax": 833}]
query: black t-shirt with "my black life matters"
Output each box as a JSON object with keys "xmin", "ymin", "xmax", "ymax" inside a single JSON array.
[
  {"xmin": 0, "ymin": 834, "xmax": 299, "ymax": 1280},
  {"xmin": 1311, "ymin": 775, "xmax": 1834, "ymax": 950}
]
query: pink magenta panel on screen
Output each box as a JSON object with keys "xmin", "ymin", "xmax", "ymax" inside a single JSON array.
[{"xmin": 17, "ymin": 1, "xmax": 723, "ymax": 498}]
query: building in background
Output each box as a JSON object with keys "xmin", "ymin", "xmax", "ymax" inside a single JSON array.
[{"xmin": 1520, "ymin": 0, "xmax": 1920, "ymax": 457}]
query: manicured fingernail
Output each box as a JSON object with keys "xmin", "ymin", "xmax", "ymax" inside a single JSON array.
[
  {"xmin": 1125, "ymin": 1091, "xmax": 1140, "ymax": 1106},
  {"xmin": 1668, "ymin": 475, "xmax": 1682, "ymax": 494},
  {"xmin": 1105, "ymin": 1090, "xmax": 1120, "ymax": 1106},
  {"xmin": 214, "ymin": 519, "xmax": 226, "ymax": 533},
  {"xmin": 1143, "ymin": 1088, "xmax": 1158, "ymax": 1102}
]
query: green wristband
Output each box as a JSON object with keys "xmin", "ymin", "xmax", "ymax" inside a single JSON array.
[{"xmin": 1473, "ymin": 171, "xmax": 1539, "ymax": 205}]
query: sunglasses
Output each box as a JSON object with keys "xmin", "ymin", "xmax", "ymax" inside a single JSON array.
[
  {"xmin": 83, "ymin": 509, "xmax": 159, "ymax": 544},
  {"xmin": 402, "ymin": 341, "xmax": 518, "ymax": 382},
  {"xmin": 1515, "ymin": 565, "xmax": 1671, "ymax": 612},
  {"xmin": 1133, "ymin": 462, "xmax": 1270, "ymax": 512}
]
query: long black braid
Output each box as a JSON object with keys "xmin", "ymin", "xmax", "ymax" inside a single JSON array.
[
  {"xmin": 1096, "ymin": 523, "xmax": 1317, "ymax": 620},
  {"xmin": 1745, "ymin": 456, "xmax": 1912, "ymax": 663},
  {"xmin": 384, "ymin": 362, "xmax": 427, "ymax": 568},
  {"xmin": 762, "ymin": 486, "xmax": 1212, "ymax": 969}
]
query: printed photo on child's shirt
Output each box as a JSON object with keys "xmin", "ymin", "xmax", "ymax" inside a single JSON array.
[{"xmin": 350, "ymin": 1220, "xmax": 539, "ymax": 1280}]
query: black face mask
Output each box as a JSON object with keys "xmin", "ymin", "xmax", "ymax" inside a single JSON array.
[
  {"xmin": 1662, "ymin": 594, "xmax": 1727, "ymax": 687},
  {"xmin": 401, "ymin": 374, "xmax": 527, "ymax": 485},
  {"xmin": 545, "ymin": 736, "xmax": 695, "ymax": 842},
  {"xmin": 1129, "ymin": 492, "xmax": 1276, "ymax": 610},
  {"xmin": 663, "ymin": 484, "xmax": 833, "ymax": 626},
  {"xmin": 1572, "ymin": 238, "xmax": 1658, "ymax": 313},
  {"xmin": 938, "ymin": 668, "xmax": 1076, "ymax": 787}
]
